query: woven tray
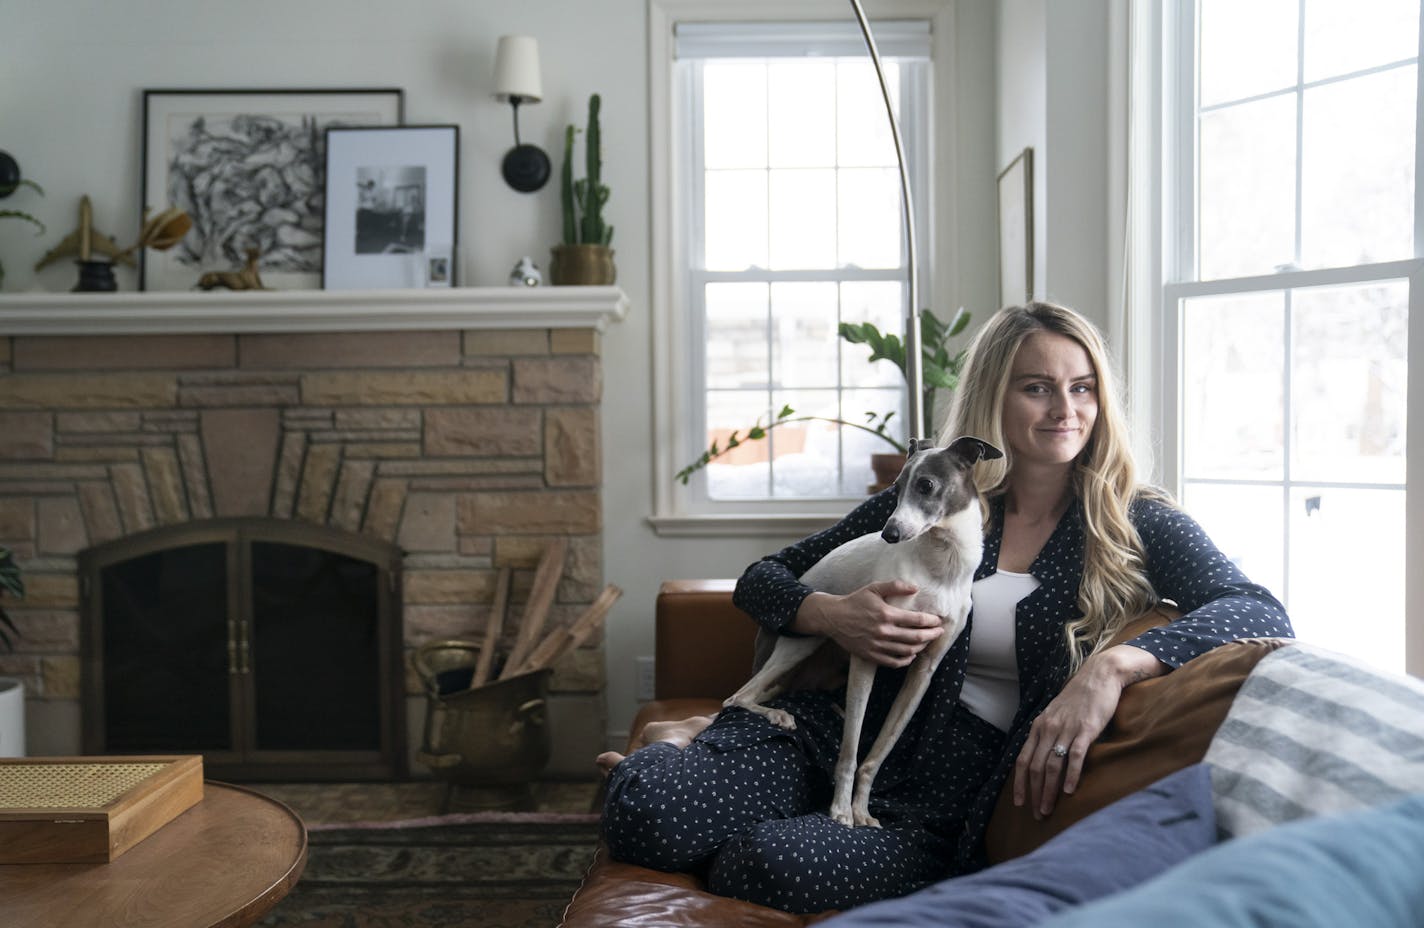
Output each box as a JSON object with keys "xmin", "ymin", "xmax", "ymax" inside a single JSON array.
[{"xmin": 0, "ymin": 755, "xmax": 203, "ymax": 863}]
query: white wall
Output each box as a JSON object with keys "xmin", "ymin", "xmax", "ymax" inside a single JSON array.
[
  {"xmin": 1, "ymin": 0, "xmax": 1012, "ymax": 762},
  {"xmin": 995, "ymin": 0, "xmax": 1115, "ymax": 335}
]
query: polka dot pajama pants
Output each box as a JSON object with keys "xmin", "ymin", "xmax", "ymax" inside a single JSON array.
[{"xmin": 602, "ymin": 701, "xmax": 1005, "ymax": 914}]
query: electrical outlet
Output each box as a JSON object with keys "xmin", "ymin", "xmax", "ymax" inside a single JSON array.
[{"xmin": 635, "ymin": 656, "xmax": 656, "ymax": 702}]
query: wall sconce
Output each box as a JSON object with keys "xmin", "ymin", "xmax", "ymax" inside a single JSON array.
[{"xmin": 493, "ymin": 35, "xmax": 551, "ymax": 193}]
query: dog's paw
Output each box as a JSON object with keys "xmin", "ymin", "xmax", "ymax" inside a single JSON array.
[
  {"xmin": 765, "ymin": 708, "xmax": 798, "ymax": 730},
  {"xmin": 852, "ymin": 807, "xmax": 881, "ymax": 828},
  {"xmin": 829, "ymin": 804, "xmax": 855, "ymax": 827}
]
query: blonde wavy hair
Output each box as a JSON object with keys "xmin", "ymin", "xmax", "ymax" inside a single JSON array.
[{"xmin": 939, "ymin": 302, "xmax": 1164, "ymax": 670}]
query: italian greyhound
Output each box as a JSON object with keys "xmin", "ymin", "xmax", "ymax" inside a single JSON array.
[{"xmin": 724, "ymin": 435, "xmax": 1002, "ymax": 827}]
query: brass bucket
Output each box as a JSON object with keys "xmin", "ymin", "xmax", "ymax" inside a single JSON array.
[{"xmin": 414, "ymin": 640, "xmax": 552, "ymax": 790}]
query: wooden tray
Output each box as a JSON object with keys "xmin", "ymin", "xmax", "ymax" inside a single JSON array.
[{"xmin": 0, "ymin": 755, "xmax": 204, "ymax": 864}]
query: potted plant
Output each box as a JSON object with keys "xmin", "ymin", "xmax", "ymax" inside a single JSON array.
[
  {"xmin": 0, "ymin": 150, "xmax": 45, "ymax": 291},
  {"xmin": 0, "ymin": 546, "xmax": 26, "ymax": 757},
  {"xmin": 549, "ymin": 94, "xmax": 615, "ymax": 285},
  {"xmin": 676, "ymin": 306, "xmax": 972, "ymax": 489}
]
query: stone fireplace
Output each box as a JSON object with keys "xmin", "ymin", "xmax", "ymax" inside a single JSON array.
[{"xmin": 0, "ymin": 287, "xmax": 627, "ymax": 779}]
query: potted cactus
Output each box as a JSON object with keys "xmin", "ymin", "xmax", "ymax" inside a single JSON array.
[{"xmin": 550, "ymin": 94, "xmax": 615, "ymax": 285}]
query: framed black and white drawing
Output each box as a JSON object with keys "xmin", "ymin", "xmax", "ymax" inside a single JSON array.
[
  {"xmin": 321, "ymin": 125, "xmax": 459, "ymax": 290},
  {"xmin": 997, "ymin": 147, "xmax": 1034, "ymax": 307},
  {"xmin": 141, "ymin": 88, "xmax": 404, "ymax": 291}
]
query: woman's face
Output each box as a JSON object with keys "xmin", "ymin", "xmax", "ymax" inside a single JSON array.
[{"xmin": 1001, "ymin": 331, "xmax": 1098, "ymax": 470}]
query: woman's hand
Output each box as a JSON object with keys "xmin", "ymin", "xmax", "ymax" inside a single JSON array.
[
  {"xmin": 1013, "ymin": 644, "xmax": 1167, "ymax": 819},
  {"xmin": 792, "ymin": 582, "xmax": 943, "ymax": 668}
]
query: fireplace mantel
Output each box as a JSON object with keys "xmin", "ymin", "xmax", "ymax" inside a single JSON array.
[{"xmin": 0, "ymin": 286, "xmax": 628, "ymax": 335}]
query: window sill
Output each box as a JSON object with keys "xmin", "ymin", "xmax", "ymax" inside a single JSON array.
[{"xmin": 647, "ymin": 512, "xmax": 841, "ymax": 538}]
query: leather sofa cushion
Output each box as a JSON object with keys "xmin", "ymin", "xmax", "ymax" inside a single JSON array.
[{"xmin": 984, "ymin": 622, "xmax": 1291, "ymax": 863}]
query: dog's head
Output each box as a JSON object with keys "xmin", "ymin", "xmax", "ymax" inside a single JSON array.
[{"xmin": 881, "ymin": 436, "xmax": 1003, "ymax": 544}]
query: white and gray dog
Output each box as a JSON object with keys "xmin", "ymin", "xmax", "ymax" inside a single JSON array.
[{"xmin": 725, "ymin": 435, "xmax": 1002, "ymax": 827}]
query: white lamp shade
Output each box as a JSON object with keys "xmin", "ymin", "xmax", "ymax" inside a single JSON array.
[{"xmin": 494, "ymin": 35, "xmax": 543, "ymax": 103}]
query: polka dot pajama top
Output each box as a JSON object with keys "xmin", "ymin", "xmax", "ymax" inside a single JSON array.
[{"xmin": 603, "ymin": 488, "xmax": 1293, "ymax": 913}]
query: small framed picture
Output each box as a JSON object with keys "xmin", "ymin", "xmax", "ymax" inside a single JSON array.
[
  {"xmin": 322, "ymin": 125, "xmax": 460, "ymax": 289},
  {"xmin": 141, "ymin": 88, "xmax": 404, "ymax": 291}
]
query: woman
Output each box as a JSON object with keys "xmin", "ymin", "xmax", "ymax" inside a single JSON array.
[{"xmin": 601, "ymin": 302, "xmax": 1292, "ymax": 914}]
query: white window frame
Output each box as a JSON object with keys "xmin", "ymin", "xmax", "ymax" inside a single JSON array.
[
  {"xmin": 1129, "ymin": 0, "xmax": 1424, "ymax": 676},
  {"xmin": 648, "ymin": 0, "xmax": 958, "ymax": 537}
]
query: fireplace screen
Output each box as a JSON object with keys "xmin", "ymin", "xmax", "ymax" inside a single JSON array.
[{"xmin": 81, "ymin": 520, "xmax": 404, "ymax": 780}]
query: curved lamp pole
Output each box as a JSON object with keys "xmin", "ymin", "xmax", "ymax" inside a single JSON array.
[{"xmin": 847, "ymin": 0, "xmax": 924, "ymax": 440}]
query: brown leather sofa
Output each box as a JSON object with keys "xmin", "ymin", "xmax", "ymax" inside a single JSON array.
[{"xmin": 561, "ymin": 580, "xmax": 1291, "ymax": 927}]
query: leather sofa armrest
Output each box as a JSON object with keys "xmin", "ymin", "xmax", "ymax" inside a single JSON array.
[{"xmin": 655, "ymin": 579, "xmax": 758, "ymax": 700}]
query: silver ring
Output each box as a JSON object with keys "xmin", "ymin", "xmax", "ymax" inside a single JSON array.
[{"xmin": 1051, "ymin": 744, "xmax": 1069, "ymax": 758}]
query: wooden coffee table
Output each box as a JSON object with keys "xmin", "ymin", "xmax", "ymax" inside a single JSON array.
[{"xmin": 0, "ymin": 781, "xmax": 306, "ymax": 927}]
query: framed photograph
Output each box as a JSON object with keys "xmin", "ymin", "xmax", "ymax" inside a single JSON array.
[
  {"xmin": 141, "ymin": 88, "xmax": 404, "ymax": 291},
  {"xmin": 322, "ymin": 125, "xmax": 460, "ymax": 290},
  {"xmin": 997, "ymin": 147, "xmax": 1034, "ymax": 307}
]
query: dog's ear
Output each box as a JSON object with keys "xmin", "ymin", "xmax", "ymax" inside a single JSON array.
[
  {"xmin": 947, "ymin": 435, "xmax": 1004, "ymax": 464},
  {"xmin": 907, "ymin": 437, "xmax": 934, "ymax": 457}
]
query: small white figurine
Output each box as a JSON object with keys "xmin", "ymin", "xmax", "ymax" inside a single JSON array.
[{"xmin": 508, "ymin": 256, "xmax": 543, "ymax": 287}]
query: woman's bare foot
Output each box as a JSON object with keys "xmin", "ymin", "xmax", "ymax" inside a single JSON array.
[{"xmin": 594, "ymin": 715, "xmax": 716, "ymax": 776}]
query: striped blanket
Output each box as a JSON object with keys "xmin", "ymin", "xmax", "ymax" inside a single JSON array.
[{"xmin": 1204, "ymin": 642, "xmax": 1424, "ymax": 839}]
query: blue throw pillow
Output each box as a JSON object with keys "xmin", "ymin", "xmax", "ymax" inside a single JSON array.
[
  {"xmin": 1037, "ymin": 792, "xmax": 1424, "ymax": 928},
  {"xmin": 821, "ymin": 763, "xmax": 1216, "ymax": 927}
]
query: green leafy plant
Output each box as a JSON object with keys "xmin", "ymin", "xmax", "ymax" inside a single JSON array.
[
  {"xmin": 676, "ymin": 306, "xmax": 973, "ymax": 484},
  {"xmin": 0, "ymin": 178, "xmax": 45, "ymax": 291},
  {"xmin": 560, "ymin": 93, "xmax": 613, "ymax": 246},
  {"xmin": 0, "ymin": 546, "xmax": 23, "ymax": 654}
]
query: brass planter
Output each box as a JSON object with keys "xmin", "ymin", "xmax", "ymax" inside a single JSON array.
[
  {"xmin": 414, "ymin": 640, "xmax": 552, "ymax": 790},
  {"xmin": 549, "ymin": 244, "xmax": 616, "ymax": 285}
]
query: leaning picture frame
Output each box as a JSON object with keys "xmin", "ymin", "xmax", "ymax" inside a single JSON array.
[
  {"xmin": 321, "ymin": 125, "xmax": 460, "ymax": 290},
  {"xmin": 997, "ymin": 147, "xmax": 1034, "ymax": 307},
  {"xmin": 141, "ymin": 88, "xmax": 404, "ymax": 291}
]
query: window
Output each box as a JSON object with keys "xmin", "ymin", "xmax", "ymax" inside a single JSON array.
[
  {"xmin": 1160, "ymin": 0, "xmax": 1420, "ymax": 673},
  {"xmin": 653, "ymin": 9, "xmax": 934, "ymax": 521}
]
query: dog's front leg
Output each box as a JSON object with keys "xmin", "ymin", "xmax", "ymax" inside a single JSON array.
[
  {"xmin": 829, "ymin": 656, "xmax": 878, "ymax": 826},
  {"xmin": 723, "ymin": 634, "xmax": 824, "ymax": 730},
  {"xmin": 849, "ymin": 620, "xmax": 960, "ymax": 827}
]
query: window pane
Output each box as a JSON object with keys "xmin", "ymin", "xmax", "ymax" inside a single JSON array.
[
  {"xmin": 837, "ymin": 59, "xmax": 898, "ymax": 167},
  {"xmin": 1181, "ymin": 482, "xmax": 1285, "ymax": 599},
  {"xmin": 1300, "ymin": 66, "xmax": 1416, "ymax": 269},
  {"xmin": 840, "ymin": 386, "xmax": 907, "ymax": 494},
  {"xmin": 1199, "ymin": 94, "xmax": 1297, "ymax": 279},
  {"xmin": 705, "ymin": 169, "xmax": 768, "ymax": 270},
  {"xmin": 768, "ymin": 60, "xmax": 836, "ymax": 168},
  {"xmin": 839, "ymin": 281, "xmax": 904, "ymax": 388},
  {"xmin": 1304, "ymin": 0, "xmax": 1419, "ymax": 82},
  {"xmin": 705, "ymin": 282, "xmax": 768, "ymax": 390},
  {"xmin": 771, "ymin": 388, "xmax": 842, "ymax": 498},
  {"xmin": 1291, "ymin": 281, "xmax": 1408, "ymax": 484},
  {"xmin": 769, "ymin": 168, "xmax": 837, "ymax": 269},
  {"xmin": 838, "ymin": 167, "xmax": 901, "ymax": 269},
  {"xmin": 1288, "ymin": 486, "xmax": 1405, "ymax": 673},
  {"xmin": 704, "ymin": 61, "xmax": 767, "ymax": 169},
  {"xmin": 1182, "ymin": 292, "xmax": 1285, "ymax": 480},
  {"xmin": 771, "ymin": 282, "xmax": 839, "ymax": 388},
  {"xmin": 1199, "ymin": 0, "xmax": 1298, "ymax": 106},
  {"xmin": 704, "ymin": 389, "xmax": 772, "ymax": 499}
]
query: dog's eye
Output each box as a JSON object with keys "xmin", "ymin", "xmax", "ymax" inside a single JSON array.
[{"xmin": 915, "ymin": 477, "xmax": 935, "ymax": 495}]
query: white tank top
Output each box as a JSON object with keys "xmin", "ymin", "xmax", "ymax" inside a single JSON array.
[{"xmin": 959, "ymin": 569, "xmax": 1039, "ymax": 731}]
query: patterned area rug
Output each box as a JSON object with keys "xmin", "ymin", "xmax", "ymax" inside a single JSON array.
[{"xmin": 258, "ymin": 812, "xmax": 602, "ymax": 928}]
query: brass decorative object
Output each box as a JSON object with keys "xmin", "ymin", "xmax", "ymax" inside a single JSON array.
[
  {"xmin": 549, "ymin": 243, "xmax": 615, "ymax": 285},
  {"xmin": 34, "ymin": 196, "xmax": 134, "ymax": 271},
  {"xmin": 196, "ymin": 247, "xmax": 267, "ymax": 291}
]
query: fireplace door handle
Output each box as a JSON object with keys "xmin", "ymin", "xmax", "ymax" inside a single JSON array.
[
  {"xmin": 227, "ymin": 619, "xmax": 239, "ymax": 675},
  {"xmin": 237, "ymin": 620, "xmax": 251, "ymax": 674}
]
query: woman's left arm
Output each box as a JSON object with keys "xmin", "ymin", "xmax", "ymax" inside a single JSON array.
[{"xmin": 1017, "ymin": 497, "xmax": 1293, "ymax": 817}]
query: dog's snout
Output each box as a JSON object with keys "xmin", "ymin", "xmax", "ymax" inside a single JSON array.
[{"xmin": 881, "ymin": 524, "xmax": 902, "ymax": 544}]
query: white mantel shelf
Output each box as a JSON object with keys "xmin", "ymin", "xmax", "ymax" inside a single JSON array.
[{"xmin": 0, "ymin": 286, "xmax": 629, "ymax": 335}]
